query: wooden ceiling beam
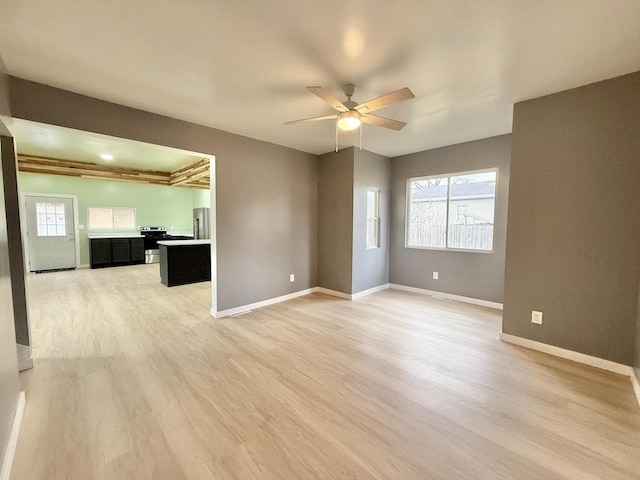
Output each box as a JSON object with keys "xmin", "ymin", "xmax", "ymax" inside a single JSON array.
[
  {"xmin": 17, "ymin": 154, "xmax": 211, "ymax": 190},
  {"xmin": 169, "ymin": 158, "xmax": 210, "ymax": 189}
]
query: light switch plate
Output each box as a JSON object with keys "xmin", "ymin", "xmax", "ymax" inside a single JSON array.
[
  {"xmin": 289, "ymin": 274, "xmax": 295, "ymax": 282},
  {"xmin": 432, "ymin": 271, "xmax": 438, "ymax": 280}
]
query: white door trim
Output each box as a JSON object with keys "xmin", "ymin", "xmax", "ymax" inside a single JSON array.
[{"xmin": 21, "ymin": 192, "xmax": 81, "ymax": 271}]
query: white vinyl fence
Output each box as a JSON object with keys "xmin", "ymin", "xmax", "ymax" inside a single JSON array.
[{"xmin": 409, "ymin": 224, "xmax": 493, "ymax": 250}]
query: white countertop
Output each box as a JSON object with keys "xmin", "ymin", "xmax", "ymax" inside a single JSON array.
[
  {"xmin": 157, "ymin": 239, "xmax": 211, "ymax": 246},
  {"xmin": 88, "ymin": 234, "xmax": 144, "ymax": 239}
]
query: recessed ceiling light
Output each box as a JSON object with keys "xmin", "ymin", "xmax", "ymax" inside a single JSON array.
[{"xmin": 101, "ymin": 154, "xmax": 114, "ymax": 161}]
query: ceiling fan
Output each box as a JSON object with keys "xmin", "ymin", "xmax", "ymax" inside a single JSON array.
[{"xmin": 285, "ymin": 84, "xmax": 415, "ymax": 148}]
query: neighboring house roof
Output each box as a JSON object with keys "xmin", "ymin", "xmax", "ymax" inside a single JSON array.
[{"xmin": 412, "ymin": 181, "xmax": 495, "ymax": 199}]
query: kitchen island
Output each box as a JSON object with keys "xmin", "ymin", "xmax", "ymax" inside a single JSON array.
[{"xmin": 157, "ymin": 239, "xmax": 211, "ymax": 287}]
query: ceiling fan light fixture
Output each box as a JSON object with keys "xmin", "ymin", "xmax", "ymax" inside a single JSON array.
[{"xmin": 337, "ymin": 111, "xmax": 361, "ymax": 131}]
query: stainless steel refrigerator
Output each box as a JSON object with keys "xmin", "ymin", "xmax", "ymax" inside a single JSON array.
[{"xmin": 193, "ymin": 207, "xmax": 211, "ymax": 239}]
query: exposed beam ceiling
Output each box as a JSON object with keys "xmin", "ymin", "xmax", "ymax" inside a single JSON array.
[{"xmin": 18, "ymin": 154, "xmax": 210, "ymax": 190}]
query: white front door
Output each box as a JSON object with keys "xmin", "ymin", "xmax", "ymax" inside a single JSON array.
[{"xmin": 25, "ymin": 195, "xmax": 76, "ymax": 272}]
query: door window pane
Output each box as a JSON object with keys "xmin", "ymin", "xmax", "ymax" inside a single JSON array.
[{"xmin": 36, "ymin": 202, "xmax": 66, "ymax": 237}]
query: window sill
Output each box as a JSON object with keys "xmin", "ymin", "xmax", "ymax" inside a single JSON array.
[{"xmin": 405, "ymin": 245, "xmax": 494, "ymax": 254}]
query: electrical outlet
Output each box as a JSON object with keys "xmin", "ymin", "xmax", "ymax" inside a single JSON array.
[
  {"xmin": 170, "ymin": 225, "xmax": 174, "ymax": 230},
  {"xmin": 531, "ymin": 311, "xmax": 543, "ymax": 325},
  {"xmin": 432, "ymin": 271, "xmax": 439, "ymax": 280},
  {"xmin": 289, "ymin": 273, "xmax": 295, "ymax": 282}
]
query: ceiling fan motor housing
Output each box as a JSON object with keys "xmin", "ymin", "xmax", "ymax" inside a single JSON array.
[{"xmin": 343, "ymin": 83, "xmax": 356, "ymax": 99}]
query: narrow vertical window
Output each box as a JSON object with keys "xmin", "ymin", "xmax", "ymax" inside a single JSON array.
[{"xmin": 366, "ymin": 190, "xmax": 380, "ymax": 249}]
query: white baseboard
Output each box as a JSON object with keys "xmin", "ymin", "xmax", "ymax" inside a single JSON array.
[
  {"xmin": 212, "ymin": 283, "xmax": 393, "ymax": 317},
  {"xmin": 0, "ymin": 391, "xmax": 25, "ymax": 480},
  {"xmin": 631, "ymin": 368, "xmax": 640, "ymax": 408},
  {"xmin": 499, "ymin": 331, "xmax": 633, "ymax": 377},
  {"xmin": 212, "ymin": 283, "xmax": 497, "ymax": 318},
  {"xmin": 16, "ymin": 344, "xmax": 32, "ymax": 372},
  {"xmin": 351, "ymin": 283, "xmax": 390, "ymax": 300},
  {"xmin": 389, "ymin": 283, "xmax": 503, "ymax": 310},
  {"xmin": 213, "ymin": 287, "xmax": 317, "ymax": 318},
  {"xmin": 314, "ymin": 287, "xmax": 352, "ymax": 300},
  {"xmin": 77, "ymin": 264, "xmax": 90, "ymax": 269}
]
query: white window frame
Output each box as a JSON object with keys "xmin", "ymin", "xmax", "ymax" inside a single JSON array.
[
  {"xmin": 366, "ymin": 190, "xmax": 380, "ymax": 249},
  {"xmin": 88, "ymin": 206, "xmax": 137, "ymax": 230},
  {"xmin": 405, "ymin": 168, "xmax": 498, "ymax": 253}
]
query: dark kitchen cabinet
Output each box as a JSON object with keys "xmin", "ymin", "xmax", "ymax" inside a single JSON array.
[
  {"xmin": 90, "ymin": 239, "xmax": 112, "ymax": 267},
  {"xmin": 90, "ymin": 237, "xmax": 146, "ymax": 268},
  {"xmin": 130, "ymin": 238, "xmax": 145, "ymax": 263},
  {"xmin": 159, "ymin": 243, "xmax": 211, "ymax": 287},
  {"xmin": 111, "ymin": 239, "xmax": 131, "ymax": 264}
]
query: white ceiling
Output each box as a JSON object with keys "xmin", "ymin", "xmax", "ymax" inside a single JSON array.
[
  {"xmin": 4, "ymin": 118, "xmax": 204, "ymax": 172},
  {"xmin": 1, "ymin": 1, "xmax": 639, "ymax": 157}
]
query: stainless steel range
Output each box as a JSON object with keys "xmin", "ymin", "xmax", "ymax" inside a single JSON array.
[
  {"xmin": 140, "ymin": 226, "xmax": 167, "ymax": 264},
  {"xmin": 140, "ymin": 226, "xmax": 194, "ymax": 263}
]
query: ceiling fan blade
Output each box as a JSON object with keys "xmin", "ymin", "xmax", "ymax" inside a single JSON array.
[
  {"xmin": 306, "ymin": 86, "xmax": 349, "ymax": 112},
  {"xmin": 362, "ymin": 114, "xmax": 407, "ymax": 131},
  {"xmin": 355, "ymin": 87, "xmax": 415, "ymax": 114},
  {"xmin": 284, "ymin": 114, "xmax": 338, "ymax": 125}
]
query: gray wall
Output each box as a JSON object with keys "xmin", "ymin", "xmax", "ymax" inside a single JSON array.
[
  {"xmin": 635, "ymin": 283, "xmax": 640, "ymax": 380},
  {"xmin": 503, "ymin": 72, "xmax": 640, "ymax": 365},
  {"xmin": 216, "ymin": 144, "xmax": 317, "ymax": 309},
  {"xmin": 389, "ymin": 134, "xmax": 511, "ymax": 303},
  {"xmin": 352, "ymin": 149, "xmax": 390, "ymax": 294},
  {"xmin": 317, "ymin": 148, "xmax": 354, "ymax": 294},
  {"xmin": 1, "ymin": 135, "xmax": 29, "ymax": 345},
  {"xmin": 0, "ymin": 134, "xmax": 20, "ymax": 470},
  {"xmin": 7, "ymin": 77, "xmax": 318, "ymax": 312},
  {"xmin": 0, "ymin": 64, "xmax": 20, "ymax": 470}
]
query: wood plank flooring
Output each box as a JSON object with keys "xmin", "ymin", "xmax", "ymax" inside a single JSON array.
[{"xmin": 11, "ymin": 264, "xmax": 640, "ymax": 479}]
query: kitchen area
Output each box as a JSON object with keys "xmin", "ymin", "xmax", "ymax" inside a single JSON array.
[
  {"xmin": 11, "ymin": 118, "xmax": 215, "ymax": 295},
  {"xmin": 89, "ymin": 207, "xmax": 212, "ymax": 287}
]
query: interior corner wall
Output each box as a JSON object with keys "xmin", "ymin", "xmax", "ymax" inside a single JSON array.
[
  {"xmin": 1, "ymin": 136, "xmax": 29, "ymax": 346},
  {"xmin": 0, "ymin": 131, "xmax": 20, "ymax": 473},
  {"xmin": 8, "ymin": 77, "xmax": 318, "ymax": 312},
  {"xmin": 503, "ymin": 71, "xmax": 640, "ymax": 365},
  {"xmin": 0, "ymin": 64, "xmax": 21, "ymax": 472},
  {"xmin": 352, "ymin": 149, "xmax": 390, "ymax": 294},
  {"xmin": 192, "ymin": 188, "xmax": 210, "ymax": 209},
  {"xmin": 389, "ymin": 134, "xmax": 511, "ymax": 303},
  {"xmin": 635, "ymin": 282, "xmax": 640, "ymax": 380},
  {"xmin": 318, "ymin": 148, "xmax": 354, "ymax": 294}
]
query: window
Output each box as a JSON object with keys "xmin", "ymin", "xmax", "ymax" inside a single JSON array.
[
  {"xmin": 36, "ymin": 202, "xmax": 66, "ymax": 236},
  {"xmin": 88, "ymin": 207, "xmax": 136, "ymax": 230},
  {"xmin": 406, "ymin": 169, "xmax": 496, "ymax": 251},
  {"xmin": 366, "ymin": 190, "xmax": 380, "ymax": 249}
]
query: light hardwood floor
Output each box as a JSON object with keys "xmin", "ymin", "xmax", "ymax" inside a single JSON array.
[{"xmin": 11, "ymin": 264, "xmax": 640, "ymax": 479}]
